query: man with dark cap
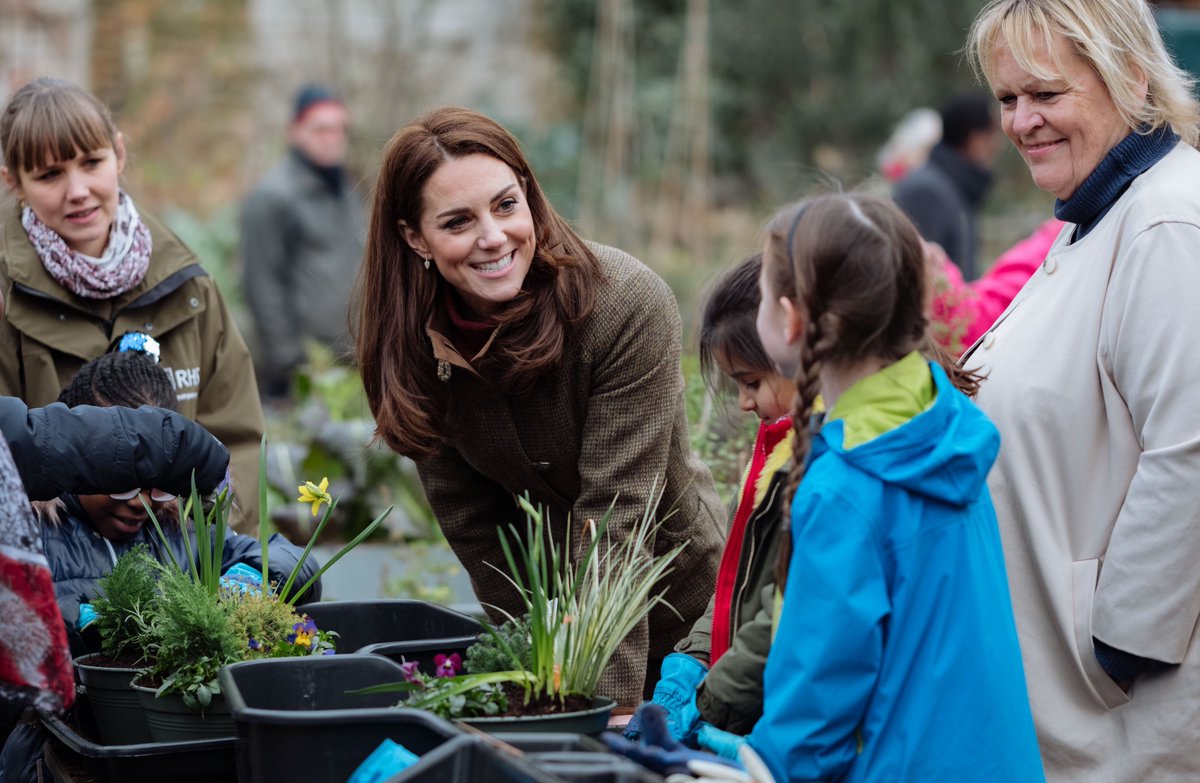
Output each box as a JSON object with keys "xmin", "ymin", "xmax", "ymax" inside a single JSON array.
[
  {"xmin": 240, "ymin": 83, "xmax": 366, "ymax": 400},
  {"xmin": 893, "ymin": 92, "xmax": 1000, "ymax": 281}
]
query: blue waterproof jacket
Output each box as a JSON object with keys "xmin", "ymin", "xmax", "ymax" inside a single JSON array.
[{"xmin": 748, "ymin": 358, "xmax": 1044, "ymax": 782}]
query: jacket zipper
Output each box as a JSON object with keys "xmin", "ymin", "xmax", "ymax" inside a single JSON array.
[{"xmin": 730, "ymin": 478, "xmax": 781, "ymax": 630}]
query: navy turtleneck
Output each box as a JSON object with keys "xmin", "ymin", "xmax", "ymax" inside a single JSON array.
[
  {"xmin": 290, "ymin": 147, "xmax": 345, "ymax": 197},
  {"xmin": 929, "ymin": 142, "xmax": 993, "ymax": 209},
  {"xmin": 1054, "ymin": 126, "xmax": 1179, "ymax": 242}
]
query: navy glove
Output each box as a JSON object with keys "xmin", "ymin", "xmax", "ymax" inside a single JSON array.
[
  {"xmin": 602, "ymin": 703, "xmax": 743, "ymax": 777},
  {"xmin": 623, "ymin": 652, "xmax": 707, "ymax": 741},
  {"xmin": 697, "ymin": 721, "xmax": 748, "ymax": 762}
]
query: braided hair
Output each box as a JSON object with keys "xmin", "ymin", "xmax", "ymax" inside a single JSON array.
[
  {"xmin": 763, "ymin": 192, "xmax": 982, "ymax": 588},
  {"xmin": 58, "ymin": 351, "xmax": 177, "ymax": 411}
]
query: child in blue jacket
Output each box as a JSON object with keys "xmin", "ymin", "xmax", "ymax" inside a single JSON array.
[{"xmin": 735, "ymin": 193, "xmax": 1043, "ymax": 781}]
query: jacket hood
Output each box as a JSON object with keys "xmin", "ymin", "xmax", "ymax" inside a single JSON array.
[{"xmin": 817, "ymin": 361, "xmax": 998, "ymax": 507}]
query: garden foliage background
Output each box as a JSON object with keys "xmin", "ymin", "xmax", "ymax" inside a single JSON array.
[{"xmin": 4, "ymin": 0, "xmax": 1197, "ymax": 600}]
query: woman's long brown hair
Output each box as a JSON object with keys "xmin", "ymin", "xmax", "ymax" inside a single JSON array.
[
  {"xmin": 764, "ymin": 193, "xmax": 983, "ymax": 590},
  {"xmin": 352, "ymin": 107, "xmax": 604, "ymax": 458}
]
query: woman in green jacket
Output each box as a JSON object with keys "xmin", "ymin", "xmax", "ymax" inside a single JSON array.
[
  {"xmin": 0, "ymin": 77, "xmax": 264, "ymax": 531},
  {"xmin": 354, "ymin": 107, "xmax": 725, "ymax": 707}
]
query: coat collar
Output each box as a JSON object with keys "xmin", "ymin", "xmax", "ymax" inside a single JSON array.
[
  {"xmin": 286, "ymin": 147, "xmax": 345, "ymax": 196},
  {"xmin": 424, "ymin": 292, "xmax": 503, "ymax": 380},
  {"xmin": 3, "ymin": 203, "xmax": 203, "ymax": 314},
  {"xmin": 3, "ymin": 203, "xmax": 209, "ymax": 359},
  {"xmin": 1054, "ymin": 126, "xmax": 1178, "ymax": 240}
]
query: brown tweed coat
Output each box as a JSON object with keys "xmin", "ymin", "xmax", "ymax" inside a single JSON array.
[{"xmin": 416, "ymin": 243, "xmax": 725, "ymax": 707}]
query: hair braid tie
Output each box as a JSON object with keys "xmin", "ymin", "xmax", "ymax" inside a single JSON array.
[{"xmin": 777, "ymin": 310, "xmax": 830, "ymax": 589}]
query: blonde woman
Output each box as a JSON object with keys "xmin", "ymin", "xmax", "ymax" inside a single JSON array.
[{"xmin": 965, "ymin": 1, "xmax": 1200, "ymax": 779}]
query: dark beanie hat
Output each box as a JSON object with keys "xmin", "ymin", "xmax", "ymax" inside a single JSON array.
[
  {"xmin": 293, "ymin": 83, "xmax": 342, "ymax": 122},
  {"xmin": 938, "ymin": 91, "xmax": 995, "ymax": 149}
]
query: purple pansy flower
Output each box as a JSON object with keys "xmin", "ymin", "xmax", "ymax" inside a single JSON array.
[
  {"xmin": 399, "ymin": 660, "xmax": 421, "ymax": 682},
  {"xmin": 434, "ymin": 653, "xmax": 462, "ymax": 678}
]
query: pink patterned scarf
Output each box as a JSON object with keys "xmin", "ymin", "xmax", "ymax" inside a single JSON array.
[{"xmin": 21, "ymin": 191, "xmax": 152, "ymax": 299}]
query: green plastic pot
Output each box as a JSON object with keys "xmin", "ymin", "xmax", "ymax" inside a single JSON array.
[
  {"xmin": 462, "ymin": 696, "xmax": 617, "ymax": 736},
  {"xmin": 73, "ymin": 653, "xmax": 153, "ymax": 745},
  {"xmin": 131, "ymin": 677, "xmax": 233, "ymax": 742}
]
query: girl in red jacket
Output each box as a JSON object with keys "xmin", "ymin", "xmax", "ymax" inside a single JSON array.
[{"xmin": 628, "ymin": 253, "xmax": 796, "ymax": 742}]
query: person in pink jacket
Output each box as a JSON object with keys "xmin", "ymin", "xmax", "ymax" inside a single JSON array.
[{"xmin": 927, "ymin": 218, "xmax": 1064, "ymax": 355}]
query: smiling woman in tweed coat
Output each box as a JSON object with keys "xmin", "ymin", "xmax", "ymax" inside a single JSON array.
[{"xmin": 354, "ymin": 107, "xmax": 725, "ymax": 707}]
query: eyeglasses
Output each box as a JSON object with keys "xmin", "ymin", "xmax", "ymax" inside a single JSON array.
[{"xmin": 108, "ymin": 488, "xmax": 177, "ymax": 504}]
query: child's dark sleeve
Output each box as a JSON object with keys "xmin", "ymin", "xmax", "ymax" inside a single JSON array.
[{"xmin": 1, "ymin": 396, "xmax": 228, "ymax": 500}]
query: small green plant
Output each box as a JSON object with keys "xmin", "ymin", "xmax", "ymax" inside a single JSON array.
[
  {"xmin": 226, "ymin": 591, "xmax": 301, "ymax": 652},
  {"xmin": 385, "ymin": 655, "xmax": 509, "ymax": 719},
  {"xmin": 354, "ymin": 484, "xmax": 686, "ymax": 714},
  {"xmin": 493, "ymin": 489, "xmax": 687, "ymax": 701},
  {"xmin": 383, "ymin": 654, "xmax": 529, "ymax": 719},
  {"xmin": 246, "ymin": 615, "xmax": 336, "ymax": 659},
  {"xmin": 142, "ymin": 479, "xmax": 232, "ymax": 598},
  {"xmin": 91, "ymin": 546, "xmax": 160, "ymax": 663},
  {"xmin": 408, "ymin": 678, "xmax": 510, "ymax": 719},
  {"xmin": 144, "ymin": 437, "xmax": 393, "ymax": 607},
  {"xmin": 130, "ymin": 435, "xmax": 391, "ymax": 708},
  {"xmin": 136, "ymin": 567, "xmax": 242, "ymax": 709},
  {"xmin": 465, "ymin": 616, "xmax": 533, "ymax": 675}
]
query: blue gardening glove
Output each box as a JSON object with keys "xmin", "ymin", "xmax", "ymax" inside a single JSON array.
[
  {"xmin": 624, "ymin": 652, "xmax": 707, "ymax": 741},
  {"xmin": 345, "ymin": 739, "xmax": 418, "ymax": 783},
  {"xmin": 77, "ymin": 603, "xmax": 98, "ymax": 631},
  {"xmin": 602, "ymin": 703, "xmax": 743, "ymax": 777},
  {"xmin": 220, "ymin": 562, "xmax": 264, "ymax": 596},
  {"xmin": 697, "ymin": 721, "xmax": 749, "ymax": 762}
]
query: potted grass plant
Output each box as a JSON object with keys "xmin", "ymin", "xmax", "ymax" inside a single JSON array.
[
  {"xmin": 355, "ymin": 485, "xmax": 687, "ymax": 734},
  {"xmin": 123, "ymin": 437, "xmax": 390, "ymax": 741}
]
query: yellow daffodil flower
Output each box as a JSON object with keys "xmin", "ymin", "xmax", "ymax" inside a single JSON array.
[{"xmin": 297, "ymin": 477, "xmax": 332, "ymax": 517}]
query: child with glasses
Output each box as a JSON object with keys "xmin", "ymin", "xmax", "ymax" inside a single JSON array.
[{"xmin": 38, "ymin": 348, "xmax": 321, "ymax": 658}]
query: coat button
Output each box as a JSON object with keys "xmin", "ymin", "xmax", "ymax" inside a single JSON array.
[
  {"xmin": 982, "ymin": 331, "xmax": 996, "ymax": 349},
  {"xmin": 1043, "ymin": 256, "xmax": 1057, "ymax": 274},
  {"xmin": 143, "ymin": 322, "xmax": 154, "ymax": 331},
  {"xmin": 189, "ymin": 297, "xmax": 200, "ymax": 308},
  {"xmin": 58, "ymin": 313, "xmax": 66, "ymax": 321}
]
